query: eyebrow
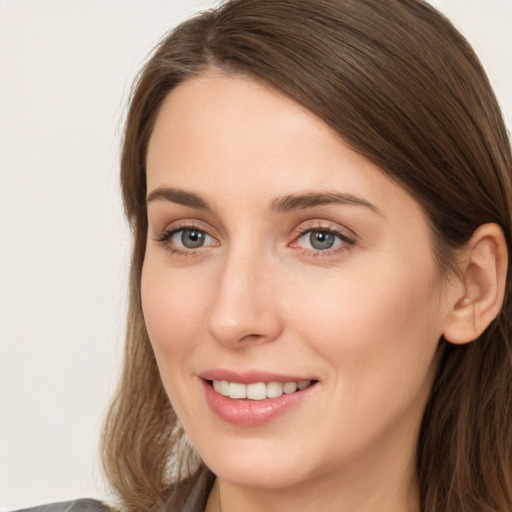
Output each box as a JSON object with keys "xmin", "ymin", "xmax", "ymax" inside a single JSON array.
[
  {"xmin": 270, "ymin": 191, "xmax": 382, "ymax": 215},
  {"xmin": 146, "ymin": 187, "xmax": 382, "ymax": 215},
  {"xmin": 146, "ymin": 187, "xmax": 211, "ymax": 210}
]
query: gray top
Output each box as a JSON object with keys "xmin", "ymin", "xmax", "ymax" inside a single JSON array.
[
  {"xmin": 165, "ymin": 469, "xmax": 212, "ymax": 512},
  {"xmin": 12, "ymin": 499, "xmax": 110, "ymax": 512},
  {"xmin": 165, "ymin": 474, "xmax": 209, "ymax": 512},
  {"xmin": 11, "ymin": 471, "xmax": 212, "ymax": 512}
]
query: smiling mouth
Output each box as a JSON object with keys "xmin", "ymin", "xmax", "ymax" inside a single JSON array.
[{"xmin": 208, "ymin": 379, "xmax": 316, "ymax": 400}]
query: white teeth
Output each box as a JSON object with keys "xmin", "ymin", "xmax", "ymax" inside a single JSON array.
[
  {"xmin": 212, "ymin": 379, "xmax": 312, "ymax": 400},
  {"xmin": 283, "ymin": 381, "xmax": 297, "ymax": 394},
  {"xmin": 247, "ymin": 382, "xmax": 267, "ymax": 400},
  {"xmin": 213, "ymin": 380, "xmax": 230, "ymax": 395},
  {"xmin": 219, "ymin": 380, "xmax": 230, "ymax": 395},
  {"xmin": 266, "ymin": 381, "xmax": 284, "ymax": 398},
  {"xmin": 228, "ymin": 382, "xmax": 247, "ymax": 399}
]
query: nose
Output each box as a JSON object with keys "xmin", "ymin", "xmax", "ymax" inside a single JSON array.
[{"xmin": 206, "ymin": 248, "xmax": 283, "ymax": 348}]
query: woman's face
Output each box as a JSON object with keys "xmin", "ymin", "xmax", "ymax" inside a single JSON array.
[{"xmin": 142, "ymin": 74, "xmax": 457, "ymax": 493}]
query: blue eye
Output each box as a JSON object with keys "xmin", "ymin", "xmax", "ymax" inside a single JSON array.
[
  {"xmin": 296, "ymin": 229, "xmax": 351, "ymax": 252},
  {"xmin": 307, "ymin": 231, "xmax": 338, "ymax": 250},
  {"xmin": 170, "ymin": 228, "xmax": 214, "ymax": 249}
]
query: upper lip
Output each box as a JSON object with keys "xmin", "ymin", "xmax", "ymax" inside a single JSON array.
[{"xmin": 198, "ymin": 369, "xmax": 317, "ymax": 384}]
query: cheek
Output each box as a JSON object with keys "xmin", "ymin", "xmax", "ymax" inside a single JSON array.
[
  {"xmin": 140, "ymin": 259, "xmax": 212, "ymax": 422},
  {"xmin": 292, "ymin": 260, "xmax": 441, "ymax": 346},
  {"xmin": 281, "ymin": 262, "xmax": 443, "ymax": 463},
  {"xmin": 141, "ymin": 259, "xmax": 209, "ymax": 360},
  {"xmin": 289, "ymin": 256, "xmax": 443, "ymax": 411}
]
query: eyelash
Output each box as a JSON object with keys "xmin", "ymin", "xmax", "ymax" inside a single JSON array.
[
  {"xmin": 154, "ymin": 222, "xmax": 356, "ymax": 258},
  {"xmin": 290, "ymin": 223, "xmax": 356, "ymax": 257},
  {"xmin": 154, "ymin": 221, "xmax": 216, "ymax": 257}
]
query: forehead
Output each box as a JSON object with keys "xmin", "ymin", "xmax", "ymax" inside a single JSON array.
[{"xmin": 146, "ymin": 73, "xmax": 421, "ymax": 221}]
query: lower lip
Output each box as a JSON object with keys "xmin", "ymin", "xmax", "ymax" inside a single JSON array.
[{"xmin": 202, "ymin": 380, "xmax": 317, "ymax": 427}]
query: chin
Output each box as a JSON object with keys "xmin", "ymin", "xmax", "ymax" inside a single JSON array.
[
  {"xmin": 209, "ymin": 458, "xmax": 309, "ymax": 490},
  {"xmin": 191, "ymin": 434, "xmax": 320, "ymax": 490}
]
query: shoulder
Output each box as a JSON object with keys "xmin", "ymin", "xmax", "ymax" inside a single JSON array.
[{"xmin": 11, "ymin": 499, "xmax": 111, "ymax": 512}]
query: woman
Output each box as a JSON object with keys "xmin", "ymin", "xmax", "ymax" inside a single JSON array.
[{"xmin": 18, "ymin": 0, "xmax": 512, "ymax": 511}]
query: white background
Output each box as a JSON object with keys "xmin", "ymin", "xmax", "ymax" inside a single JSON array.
[{"xmin": 0, "ymin": 0, "xmax": 511, "ymax": 509}]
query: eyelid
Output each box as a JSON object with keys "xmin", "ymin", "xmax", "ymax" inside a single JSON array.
[
  {"xmin": 153, "ymin": 218, "xmax": 218, "ymax": 239},
  {"xmin": 153, "ymin": 220, "xmax": 220, "ymax": 254},
  {"xmin": 289, "ymin": 221, "xmax": 357, "ymax": 254},
  {"xmin": 291, "ymin": 220, "xmax": 356, "ymax": 241},
  {"xmin": 151, "ymin": 218, "xmax": 357, "ymax": 257}
]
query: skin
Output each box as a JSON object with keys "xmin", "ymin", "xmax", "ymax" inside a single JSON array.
[{"xmin": 141, "ymin": 73, "xmax": 466, "ymax": 512}]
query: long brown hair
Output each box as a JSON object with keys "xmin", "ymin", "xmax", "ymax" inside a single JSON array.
[{"xmin": 101, "ymin": 1, "xmax": 512, "ymax": 510}]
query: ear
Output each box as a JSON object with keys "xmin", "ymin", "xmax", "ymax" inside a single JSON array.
[{"xmin": 443, "ymin": 223, "xmax": 508, "ymax": 345}]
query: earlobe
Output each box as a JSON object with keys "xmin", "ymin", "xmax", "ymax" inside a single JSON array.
[{"xmin": 443, "ymin": 223, "xmax": 508, "ymax": 345}]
